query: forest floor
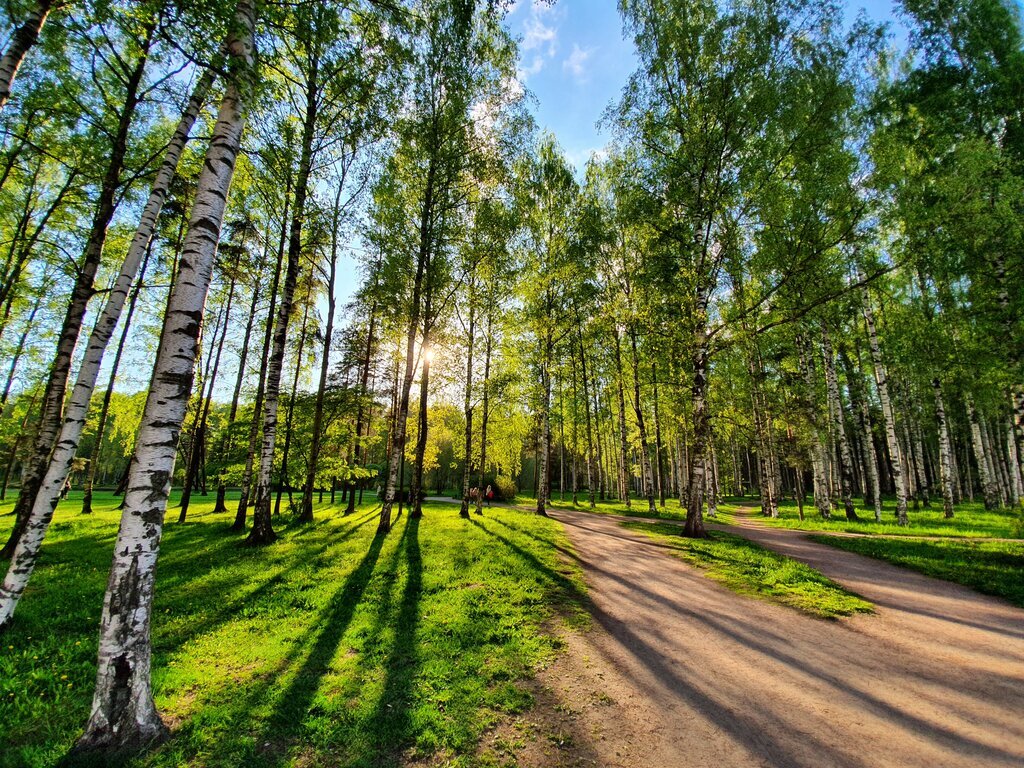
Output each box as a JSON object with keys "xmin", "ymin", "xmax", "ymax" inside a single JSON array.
[{"xmin": 491, "ymin": 505, "xmax": 1024, "ymax": 768}]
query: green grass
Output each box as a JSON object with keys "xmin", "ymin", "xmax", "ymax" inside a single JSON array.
[
  {"xmin": 545, "ymin": 494, "xmax": 689, "ymax": 521},
  {"xmin": 621, "ymin": 521, "xmax": 873, "ymax": 619},
  {"xmin": 718, "ymin": 497, "xmax": 1023, "ymax": 539},
  {"xmin": 811, "ymin": 534, "xmax": 1024, "ymax": 608},
  {"xmin": 0, "ymin": 491, "xmax": 587, "ymax": 768}
]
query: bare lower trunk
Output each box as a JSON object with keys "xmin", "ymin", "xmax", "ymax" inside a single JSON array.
[
  {"xmin": 966, "ymin": 395, "xmax": 999, "ymax": 509},
  {"xmin": 235, "ymin": 189, "xmax": 289, "ymax": 531},
  {"xmin": 861, "ymin": 283, "xmax": 908, "ymax": 525},
  {"xmin": 1005, "ymin": 416, "xmax": 1022, "ymax": 508},
  {"xmin": 71, "ymin": 8, "xmax": 252, "ymax": 752},
  {"xmin": 684, "ymin": 309, "xmax": 709, "ymax": 539},
  {"xmin": 536, "ymin": 334, "xmax": 552, "ymax": 516},
  {"xmin": 629, "ymin": 330, "xmax": 656, "ymax": 515},
  {"xmin": 932, "ymin": 378, "xmax": 956, "ymax": 518},
  {"xmin": 475, "ymin": 311, "xmax": 492, "ymax": 515},
  {"xmin": 612, "ymin": 329, "xmax": 631, "ymax": 507},
  {"xmin": 797, "ymin": 333, "xmax": 831, "ymax": 520},
  {"xmin": 346, "ymin": 301, "xmax": 377, "ymax": 516},
  {"xmin": 821, "ymin": 329, "xmax": 858, "ymax": 521},
  {"xmin": 0, "ymin": 289, "xmax": 42, "ymax": 420},
  {"xmin": 410, "ymin": 337, "xmax": 431, "ymax": 519},
  {"xmin": 652, "ymin": 363, "xmax": 666, "ymax": 508},
  {"xmin": 579, "ymin": 334, "xmax": 595, "ymax": 509},
  {"xmin": 180, "ymin": 281, "xmax": 232, "ymax": 522},
  {"xmin": 459, "ymin": 288, "xmax": 476, "ymax": 518},
  {"xmin": 273, "ymin": 289, "xmax": 311, "ymax": 518}
]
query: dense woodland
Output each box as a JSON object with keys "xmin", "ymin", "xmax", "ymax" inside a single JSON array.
[{"xmin": 0, "ymin": 0, "xmax": 1020, "ymax": 757}]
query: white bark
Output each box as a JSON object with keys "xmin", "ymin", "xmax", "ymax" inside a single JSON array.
[
  {"xmin": 73, "ymin": 7, "xmax": 253, "ymax": 752},
  {"xmin": 820, "ymin": 329, "xmax": 857, "ymax": 520},
  {"xmin": 965, "ymin": 395, "xmax": 999, "ymax": 510},
  {"xmin": 0, "ymin": 68, "xmax": 213, "ymax": 631},
  {"xmin": 1006, "ymin": 418, "xmax": 1022, "ymax": 507},
  {"xmin": 932, "ymin": 379, "xmax": 956, "ymax": 518},
  {"xmin": 861, "ymin": 283, "xmax": 908, "ymax": 525},
  {"xmin": 0, "ymin": 0, "xmax": 52, "ymax": 109}
]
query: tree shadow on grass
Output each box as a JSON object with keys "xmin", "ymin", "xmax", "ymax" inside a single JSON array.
[
  {"xmin": 256, "ymin": 528, "xmax": 389, "ymax": 765},
  {"xmin": 361, "ymin": 515, "xmax": 422, "ymax": 766},
  {"xmin": 468, "ymin": 517, "xmax": 588, "ymax": 615}
]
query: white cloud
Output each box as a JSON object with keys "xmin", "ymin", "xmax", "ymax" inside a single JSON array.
[
  {"xmin": 516, "ymin": 0, "xmax": 561, "ymax": 81},
  {"xmin": 523, "ymin": 12, "xmax": 557, "ymax": 55},
  {"xmin": 563, "ymin": 43, "xmax": 596, "ymax": 81}
]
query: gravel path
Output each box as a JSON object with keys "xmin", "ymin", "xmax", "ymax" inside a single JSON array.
[{"xmin": 501, "ymin": 506, "xmax": 1024, "ymax": 768}]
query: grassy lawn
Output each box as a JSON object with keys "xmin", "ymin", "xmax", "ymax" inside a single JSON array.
[
  {"xmin": 535, "ymin": 490, "xmax": 1023, "ymax": 540},
  {"xmin": 716, "ymin": 497, "xmax": 1023, "ymax": 539},
  {"xmin": 620, "ymin": 521, "xmax": 873, "ymax": 619},
  {"xmin": 811, "ymin": 534, "xmax": 1024, "ymax": 608},
  {"xmin": 545, "ymin": 494, "xmax": 688, "ymax": 521},
  {"xmin": 0, "ymin": 491, "xmax": 587, "ymax": 768}
]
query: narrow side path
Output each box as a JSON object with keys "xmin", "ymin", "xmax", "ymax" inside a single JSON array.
[
  {"xmin": 510, "ymin": 507, "xmax": 1024, "ymax": 768},
  {"xmin": 706, "ymin": 507, "xmax": 1024, "ymax": 654}
]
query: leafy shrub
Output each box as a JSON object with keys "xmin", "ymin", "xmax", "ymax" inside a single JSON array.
[{"xmin": 494, "ymin": 475, "xmax": 517, "ymax": 501}]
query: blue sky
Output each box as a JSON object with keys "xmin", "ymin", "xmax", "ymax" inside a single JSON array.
[{"xmin": 503, "ymin": 0, "xmax": 909, "ymax": 174}]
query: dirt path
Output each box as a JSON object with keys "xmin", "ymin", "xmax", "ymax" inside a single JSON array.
[{"xmin": 493, "ymin": 507, "xmax": 1024, "ymax": 768}]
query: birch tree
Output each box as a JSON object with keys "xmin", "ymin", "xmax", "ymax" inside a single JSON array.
[{"xmin": 71, "ymin": 2, "xmax": 255, "ymax": 752}]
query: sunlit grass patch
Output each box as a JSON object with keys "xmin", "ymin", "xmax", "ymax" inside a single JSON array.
[
  {"xmin": 811, "ymin": 535, "xmax": 1024, "ymax": 608},
  {"xmin": 717, "ymin": 497, "xmax": 1022, "ymax": 539},
  {"xmin": 546, "ymin": 494, "xmax": 688, "ymax": 521},
  {"xmin": 621, "ymin": 520, "xmax": 873, "ymax": 619},
  {"xmin": 0, "ymin": 491, "xmax": 586, "ymax": 767}
]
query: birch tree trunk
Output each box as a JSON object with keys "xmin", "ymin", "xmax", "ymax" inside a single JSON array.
[
  {"xmin": 535, "ymin": 332, "xmax": 552, "ymax": 516},
  {"xmin": 579, "ymin": 333, "xmax": 596, "ymax": 509},
  {"xmin": 83, "ymin": 245, "xmax": 153, "ymax": 516},
  {"xmin": 346, "ymin": 301, "xmax": 377, "ymax": 515},
  {"xmin": 274, "ymin": 287, "xmax": 312, "ymax": 517},
  {"xmin": 612, "ymin": 327, "xmax": 631, "ymax": 507},
  {"xmin": 820, "ymin": 328, "xmax": 858, "ymax": 521},
  {"xmin": 459, "ymin": 280, "xmax": 476, "ymax": 519},
  {"xmin": 249, "ymin": 49, "xmax": 320, "ymax": 545},
  {"xmin": 235, "ymin": 189, "xmax": 289, "ymax": 530},
  {"xmin": 179, "ymin": 268, "xmax": 234, "ymax": 522},
  {"xmin": 0, "ymin": 30, "xmax": 153, "ymax": 558},
  {"xmin": 214, "ymin": 246, "xmax": 265, "ymax": 514},
  {"xmin": 861, "ymin": 283, "xmax": 909, "ymax": 525},
  {"xmin": 71, "ymin": 7, "xmax": 253, "ymax": 750},
  {"xmin": 0, "ymin": 286, "xmax": 43, "ymax": 419},
  {"xmin": 300, "ymin": 188, "xmax": 343, "ymax": 523},
  {"xmin": 0, "ymin": 0, "xmax": 53, "ymax": 109},
  {"xmin": 842, "ymin": 345, "xmax": 882, "ymax": 521},
  {"xmin": 379, "ymin": 159, "xmax": 434, "ymax": 534},
  {"xmin": 965, "ymin": 395, "xmax": 999, "ymax": 509},
  {"xmin": 652, "ymin": 363, "xmax": 667, "ymax": 508},
  {"xmin": 475, "ymin": 309, "xmax": 492, "ymax": 515},
  {"xmin": 410, "ymin": 329, "xmax": 432, "ymax": 519},
  {"xmin": 1005, "ymin": 417, "xmax": 1022, "ymax": 508},
  {"xmin": 629, "ymin": 330, "xmax": 656, "ymax": 515},
  {"xmin": 797, "ymin": 332, "xmax": 832, "ymax": 520},
  {"xmin": 932, "ymin": 378, "xmax": 956, "ymax": 518},
  {"xmin": 0, "ymin": 66, "xmax": 211, "ymax": 627},
  {"xmin": 684, "ymin": 299, "xmax": 710, "ymax": 538}
]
